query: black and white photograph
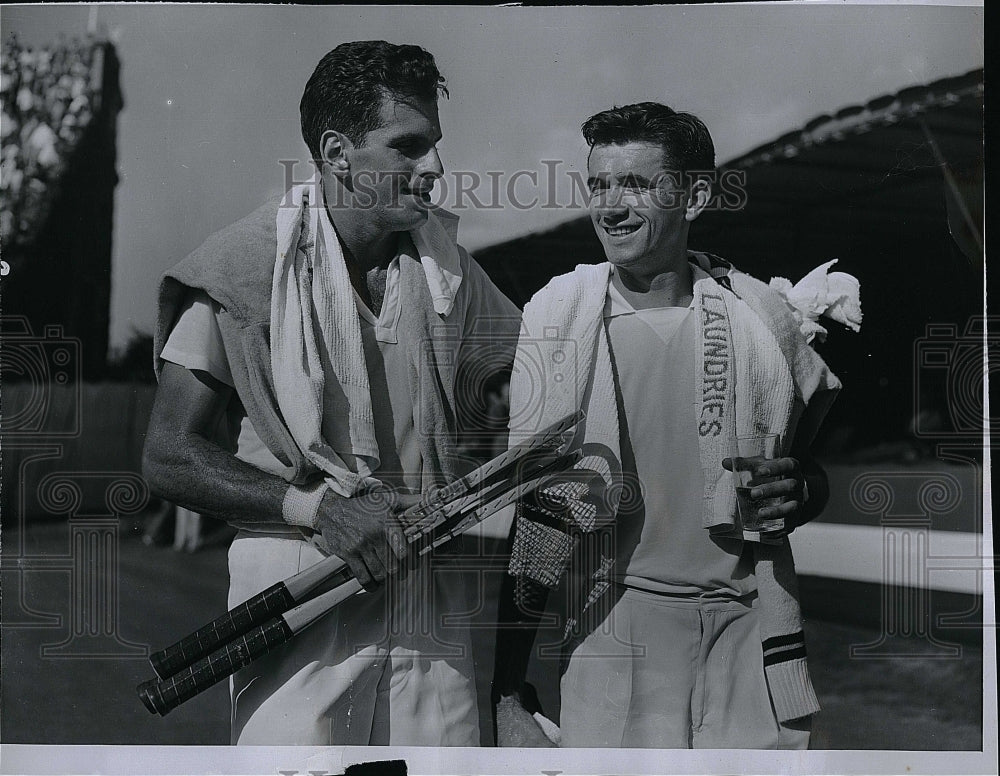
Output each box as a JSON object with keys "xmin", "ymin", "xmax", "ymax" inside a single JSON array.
[{"xmin": 0, "ymin": 3, "xmax": 991, "ymax": 775}]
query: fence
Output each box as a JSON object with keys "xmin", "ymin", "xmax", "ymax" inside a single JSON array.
[{"xmin": 2, "ymin": 381, "xmax": 156, "ymax": 521}]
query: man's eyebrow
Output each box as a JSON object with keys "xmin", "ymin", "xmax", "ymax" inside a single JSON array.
[
  {"xmin": 586, "ymin": 172, "xmax": 652, "ymax": 187},
  {"xmin": 389, "ymin": 131, "xmax": 441, "ymax": 146}
]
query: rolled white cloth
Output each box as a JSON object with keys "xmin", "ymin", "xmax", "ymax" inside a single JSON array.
[{"xmin": 769, "ymin": 259, "xmax": 863, "ymax": 344}]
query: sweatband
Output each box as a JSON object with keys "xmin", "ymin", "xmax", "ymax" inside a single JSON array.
[{"xmin": 282, "ymin": 480, "xmax": 328, "ymax": 529}]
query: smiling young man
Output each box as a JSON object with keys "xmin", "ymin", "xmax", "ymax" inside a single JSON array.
[
  {"xmin": 144, "ymin": 41, "xmax": 519, "ymax": 746},
  {"xmin": 494, "ymin": 102, "xmax": 842, "ymax": 749}
]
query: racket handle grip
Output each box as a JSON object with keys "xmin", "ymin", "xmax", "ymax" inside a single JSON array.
[
  {"xmin": 138, "ymin": 617, "xmax": 293, "ymax": 716},
  {"xmin": 149, "ymin": 582, "xmax": 295, "ymax": 679}
]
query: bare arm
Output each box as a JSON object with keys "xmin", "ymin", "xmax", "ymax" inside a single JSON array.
[
  {"xmin": 783, "ymin": 392, "xmax": 834, "ymax": 529},
  {"xmin": 787, "ymin": 447, "xmax": 830, "ymax": 529},
  {"xmin": 493, "ymin": 572, "xmax": 546, "ymax": 698},
  {"xmin": 491, "ymin": 507, "xmax": 559, "ymax": 747},
  {"xmin": 142, "ymin": 363, "xmax": 283, "ymax": 523},
  {"xmin": 142, "ymin": 362, "xmax": 409, "ymax": 589},
  {"xmin": 492, "ymin": 572, "xmax": 557, "ymax": 747}
]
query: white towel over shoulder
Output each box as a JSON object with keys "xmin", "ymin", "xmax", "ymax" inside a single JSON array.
[{"xmin": 269, "ymin": 178, "xmax": 465, "ymax": 498}]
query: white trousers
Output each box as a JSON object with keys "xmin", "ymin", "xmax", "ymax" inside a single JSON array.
[
  {"xmin": 227, "ymin": 534, "xmax": 479, "ymax": 746},
  {"xmin": 559, "ymin": 587, "xmax": 812, "ymax": 749}
]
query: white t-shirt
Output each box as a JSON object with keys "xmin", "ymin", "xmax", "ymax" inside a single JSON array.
[
  {"xmin": 602, "ymin": 274, "xmax": 755, "ymax": 598},
  {"xmin": 160, "ymin": 251, "xmax": 424, "ymax": 508},
  {"xmin": 161, "ymin": 203, "xmax": 520, "ymax": 533}
]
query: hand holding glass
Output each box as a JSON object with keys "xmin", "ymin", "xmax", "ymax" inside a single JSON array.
[{"xmin": 733, "ymin": 433, "xmax": 785, "ymax": 539}]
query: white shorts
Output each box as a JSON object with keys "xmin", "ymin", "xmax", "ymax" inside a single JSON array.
[
  {"xmin": 559, "ymin": 587, "xmax": 812, "ymax": 749},
  {"xmin": 227, "ymin": 533, "xmax": 479, "ymax": 746}
]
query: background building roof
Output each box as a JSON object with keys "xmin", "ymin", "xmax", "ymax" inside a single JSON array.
[{"xmin": 475, "ymin": 68, "xmax": 985, "ymax": 452}]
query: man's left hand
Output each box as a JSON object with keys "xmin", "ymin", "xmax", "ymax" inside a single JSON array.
[{"xmin": 722, "ymin": 455, "xmax": 807, "ymax": 538}]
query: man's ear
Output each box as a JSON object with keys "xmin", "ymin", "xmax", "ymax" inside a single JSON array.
[
  {"xmin": 320, "ymin": 130, "xmax": 351, "ymax": 178},
  {"xmin": 685, "ymin": 177, "xmax": 712, "ymax": 222}
]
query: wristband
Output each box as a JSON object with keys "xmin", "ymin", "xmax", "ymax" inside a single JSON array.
[{"xmin": 282, "ymin": 480, "xmax": 328, "ymax": 529}]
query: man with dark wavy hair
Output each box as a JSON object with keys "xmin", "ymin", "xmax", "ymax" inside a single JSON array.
[
  {"xmin": 494, "ymin": 102, "xmax": 845, "ymax": 749},
  {"xmin": 145, "ymin": 41, "xmax": 518, "ymax": 745}
]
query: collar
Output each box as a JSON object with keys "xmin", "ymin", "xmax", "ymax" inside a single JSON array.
[
  {"xmin": 603, "ymin": 261, "xmax": 717, "ymax": 319},
  {"xmin": 313, "ymin": 188, "xmax": 459, "ymax": 341},
  {"xmin": 315, "ymin": 175, "xmax": 464, "ymax": 318}
]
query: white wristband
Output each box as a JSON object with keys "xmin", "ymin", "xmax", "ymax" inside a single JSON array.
[{"xmin": 282, "ymin": 480, "xmax": 328, "ymax": 529}]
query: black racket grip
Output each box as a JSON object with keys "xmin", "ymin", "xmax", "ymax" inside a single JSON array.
[
  {"xmin": 138, "ymin": 616, "xmax": 294, "ymax": 716},
  {"xmin": 149, "ymin": 582, "xmax": 295, "ymax": 679}
]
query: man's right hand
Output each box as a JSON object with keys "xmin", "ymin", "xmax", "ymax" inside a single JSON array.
[{"xmin": 314, "ymin": 487, "xmax": 417, "ymax": 590}]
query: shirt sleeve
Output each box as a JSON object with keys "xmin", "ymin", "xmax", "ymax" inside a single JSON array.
[
  {"xmin": 457, "ymin": 246, "xmax": 521, "ymax": 336},
  {"xmin": 453, "ymin": 247, "xmax": 522, "ymax": 393},
  {"xmin": 160, "ymin": 288, "xmax": 236, "ymax": 388}
]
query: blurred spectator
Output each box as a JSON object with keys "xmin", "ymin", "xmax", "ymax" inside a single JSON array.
[
  {"xmin": 142, "ymin": 500, "xmax": 236, "ymax": 553},
  {"xmin": 173, "ymin": 507, "xmax": 236, "ymax": 553},
  {"xmin": 0, "ymin": 33, "xmax": 100, "ymax": 252}
]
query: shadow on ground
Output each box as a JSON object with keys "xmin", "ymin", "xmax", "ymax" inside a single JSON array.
[{"xmin": 1, "ymin": 520, "xmax": 984, "ymax": 749}]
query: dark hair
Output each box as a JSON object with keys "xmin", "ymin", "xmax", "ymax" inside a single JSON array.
[
  {"xmin": 581, "ymin": 101, "xmax": 715, "ymax": 174},
  {"xmin": 300, "ymin": 40, "xmax": 448, "ymax": 160}
]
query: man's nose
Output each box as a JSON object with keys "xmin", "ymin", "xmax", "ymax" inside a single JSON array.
[
  {"xmin": 594, "ymin": 187, "xmax": 628, "ymax": 217},
  {"xmin": 416, "ymin": 146, "xmax": 444, "ymax": 181}
]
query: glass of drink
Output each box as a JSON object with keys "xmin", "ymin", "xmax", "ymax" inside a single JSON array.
[{"xmin": 734, "ymin": 433, "xmax": 785, "ymax": 540}]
